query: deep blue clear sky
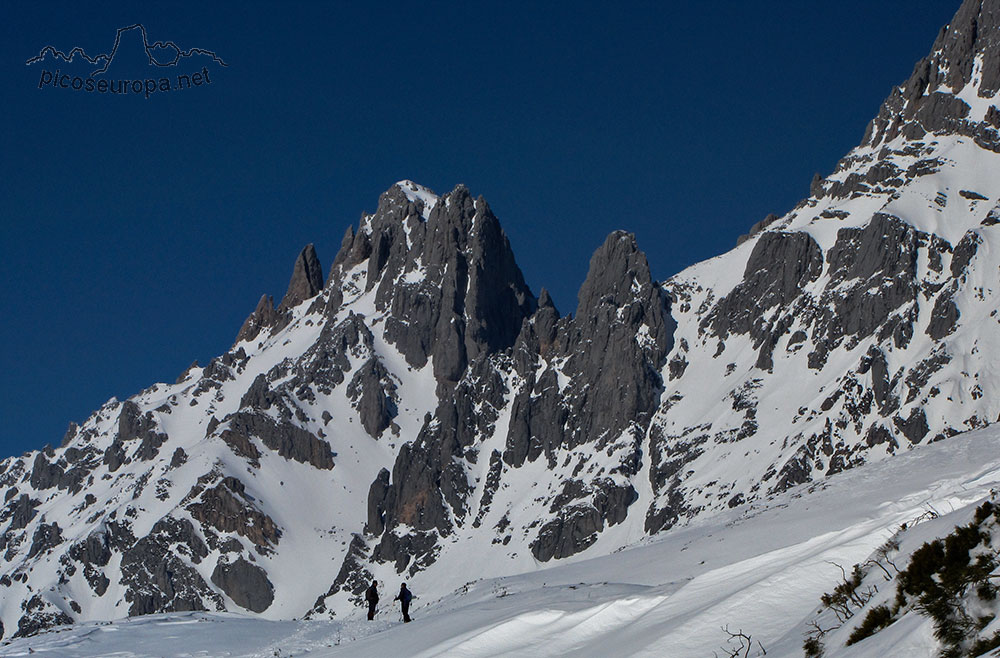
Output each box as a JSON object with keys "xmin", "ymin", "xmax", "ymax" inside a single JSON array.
[{"xmin": 0, "ymin": 2, "xmax": 958, "ymax": 458}]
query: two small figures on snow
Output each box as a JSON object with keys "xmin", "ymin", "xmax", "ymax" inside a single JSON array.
[{"xmin": 365, "ymin": 580, "xmax": 412, "ymax": 623}]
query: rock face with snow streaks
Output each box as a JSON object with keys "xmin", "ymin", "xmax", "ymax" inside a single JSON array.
[{"xmin": 643, "ymin": 0, "xmax": 1000, "ymax": 532}]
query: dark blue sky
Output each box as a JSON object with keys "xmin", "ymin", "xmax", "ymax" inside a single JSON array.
[{"xmin": 0, "ymin": 2, "xmax": 958, "ymax": 458}]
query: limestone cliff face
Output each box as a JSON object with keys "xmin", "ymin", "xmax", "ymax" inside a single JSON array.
[
  {"xmin": 331, "ymin": 182, "xmax": 537, "ymax": 382},
  {"xmin": 865, "ymin": 0, "xmax": 1000, "ymax": 151},
  {"xmin": 359, "ymin": 229, "xmax": 672, "ymax": 571},
  {"xmin": 277, "ymin": 244, "xmax": 324, "ymax": 314},
  {"xmin": 640, "ymin": 0, "xmax": 1000, "ymax": 536}
]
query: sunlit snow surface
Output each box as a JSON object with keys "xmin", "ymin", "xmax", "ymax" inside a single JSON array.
[{"xmin": 7, "ymin": 425, "xmax": 1000, "ymax": 657}]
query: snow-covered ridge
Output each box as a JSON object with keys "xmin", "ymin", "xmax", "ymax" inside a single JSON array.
[{"xmin": 394, "ymin": 179, "xmax": 438, "ymax": 217}]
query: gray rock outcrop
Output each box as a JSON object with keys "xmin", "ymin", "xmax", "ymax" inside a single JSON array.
[
  {"xmin": 277, "ymin": 243, "xmax": 324, "ymax": 314},
  {"xmin": 211, "ymin": 557, "xmax": 274, "ymax": 612}
]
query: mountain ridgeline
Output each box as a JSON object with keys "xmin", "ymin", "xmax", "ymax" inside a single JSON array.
[{"xmin": 3, "ymin": 0, "xmax": 1000, "ymax": 639}]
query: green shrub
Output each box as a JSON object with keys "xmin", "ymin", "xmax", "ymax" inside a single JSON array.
[
  {"xmin": 846, "ymin": 605, "xmax": 894, "ymax": 645},
  {"xmin": 896, "ymin": 538, "xmax": 946, "ymax": 607},
  {"xmin": 897, "ymin": 523, "xmax": 991, "ymax": 606},
  {"xmin": 822, "ymin": 501, "xmax": 1000, "ymax": 654},
  {"xmin": 802, "ymin": 636, "xmax": 823, "ymax": 657},
  {"xmin": 894, "ymin": 514, "xmax": 998, "ymax": 655},
  {"xmin": 974, "ymin": 501, "xmax": 995, "ymax": 525}
]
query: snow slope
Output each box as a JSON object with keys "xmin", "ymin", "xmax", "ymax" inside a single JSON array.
[{"xmin": 7, "ymin": 422, "xmax": 1000, "ymax": 657}]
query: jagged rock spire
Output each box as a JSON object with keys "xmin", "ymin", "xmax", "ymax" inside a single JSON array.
[
  {"xmin": 235, "ymin": 294, "xmax": 277, "ymax": 344},
  {"xmin": 331, "ymin": 182, "xmax": 538, "ymax": 382},
  {"xmin": 277, "ymin": 244, "xmax": 324, "ymax": 313},
  {"xmin": 865, "ymin": 0, "xmax": 1000, "ymax": 148},
  {"xmin": 235, "ymin": 245, "xmax": 324, "ymax": 345},
  {"xmin": 565, "ymin": 231, "xmax": 672, "ymax": 432},
  {"xmin": 575, "ymin": 231, "xmax": 656, "ymax": 318},
  {"xmin": 923, "ymin": 0, "xmax": 1000, "ymax": 95}
]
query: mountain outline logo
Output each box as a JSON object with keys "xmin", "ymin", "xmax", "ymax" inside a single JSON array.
[{"xmin": 26, "ymin": 23, "xmax": 227, "ymax": 76}]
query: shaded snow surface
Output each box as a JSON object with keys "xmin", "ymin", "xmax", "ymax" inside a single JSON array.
[{"xmin": 6, "ymin": 425, "xmax": 1000, "ymax": 657}]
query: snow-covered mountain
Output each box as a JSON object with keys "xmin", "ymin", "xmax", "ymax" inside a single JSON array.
[{"xmin": 3, "ymin": 0, "xmax": 1000, "ymax": 650}]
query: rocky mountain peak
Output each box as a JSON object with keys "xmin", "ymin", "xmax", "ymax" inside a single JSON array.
[
  {"xmin": 393, "ymin": 180, "xmax": 439, "ymax": 216},
  {"xmin": 537, "ymin": 287, "xmax": 556, "ymax": 310},
  {"xmin": 562, "ymin": 232, "xmax": 672, "ymax": 433},
  {"xmin": 371, "ymin": 185, "xmax": 420, "ymax": 222},
  {"xmin": 327, "ymin": 181, "xmax": 538, "ymax": 381},
  {"xmin": 930, "ymin": 0, "xmax": 1000, "ymax": 94},
  {"xmin": 575, "ymin": 231, "xmax": 655, "ymax": 318},
  {"xmin": 277, "ymin": 244, "xmax": 324, "ymax": 313},
  {"xmin": 656, "ymin": 0, "xmax": 1000, "ymax": 543},
  {"xmin": 864, "ymin": 0, "xmax": 1000, "ymax": 148},
  {"xmin": 235, "ymin": 294, "xmax": 277, "ymax": 344},
  {"xmin": 234, "ymin": 244, "xmax": 324, "ymax": 346}
]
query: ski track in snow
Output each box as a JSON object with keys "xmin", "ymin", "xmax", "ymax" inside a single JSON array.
[{"xmin": 5, "ymin": 425, "xmax": 1000, "ymax": 657}]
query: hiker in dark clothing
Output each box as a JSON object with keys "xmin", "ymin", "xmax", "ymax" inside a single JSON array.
[
  {"xmin": 365, "ymin": 580, "xmax": 379, "ymax": 620},
  {"xmin": 395, "ymin": 583, "xmax": 413, "ymax": 622}
]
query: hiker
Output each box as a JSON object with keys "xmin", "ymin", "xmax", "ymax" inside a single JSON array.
[
  {"xmin": 365, "ymin": 579, "xmax": 379, "ymax": 620},
  {"xmin": 395, "ymin": 582, "xmax": 413, "ymax": 623}
]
